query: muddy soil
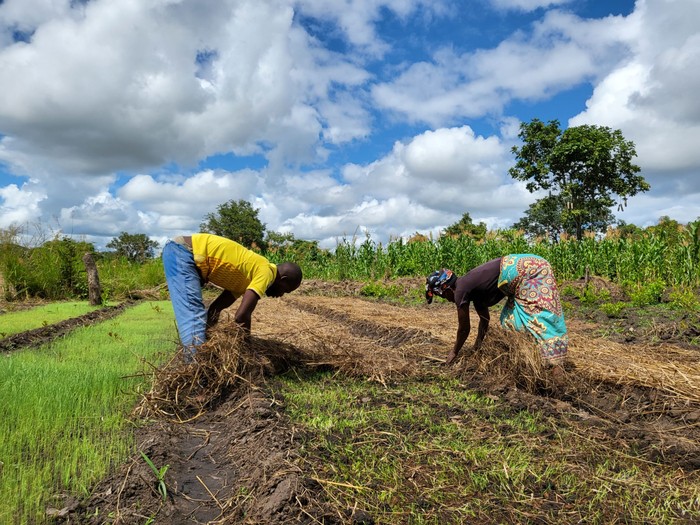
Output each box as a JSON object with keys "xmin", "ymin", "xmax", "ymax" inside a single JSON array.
[
  {"xmin": 4, "ymin": 280, "xmax": 700, "ymax": 524},
  {"xmin": 72, "ymin": 385, "xmax": 331, "ymax": 525}
]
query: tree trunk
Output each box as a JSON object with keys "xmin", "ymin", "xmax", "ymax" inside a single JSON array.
[{"xmin": 82, "ymin": 252, "xmax": 103, "ymax": 306}]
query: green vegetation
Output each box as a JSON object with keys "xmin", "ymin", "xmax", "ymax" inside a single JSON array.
[
  {"xmin": 0, "ymin": 227, "xmax": 165, "ymax": 302},
  {"xmin": 510, "ymin": 119, "xmax": 648, "ymax": 240},
  {"xmin": 139, "ymin": 450, "xmax": 170, "ymax": 502},
  {"xmin": 2, "ymin": 216, "xmax": 700, "ymax": 309},
  {"xmin": 0, "ymin": 235, "xmax": 95, "ymax": 300},
  {"xmin": 359, "ymin": 281, "xmax": 403, "ymax": 299},
  {"xmin": 0, "ymin": 301, "xmax": 104, "ymax": 337},
  {"xmin": 273, "ymin": 225, "xmax": 700, "ymax": 295},
  {"xmin": 95, "ymin": 256, "xmax": 165, "ymax": 299},
  {"xmin": 106, "ymin": 232, "xmax": 160, "ymax": 263},
  {"xmin": 201, "ymin": 198, "xmax": 267, "ymax": 250},
  {"xmin": 0, "ymin": 301, "xmax": 176, "ymax": 525},
  {"xmin": 600, "ymin": 301, "xmax": 627, "ymax": 318},
  {"xmin": 280, "ymin": 372, "xmax": 700, "ymax": 524}
]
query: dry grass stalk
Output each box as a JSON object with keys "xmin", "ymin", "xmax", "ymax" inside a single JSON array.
[
  {"xmin": 135, "ymin": 326, "xmax": 254, "ymax": 421},
  {"xmin": 256, "ymin": 297, "xmax": 441, "ymax": 384},
  {"xmin": 456, "ymin": 325, "xmax": 553, "ymax": 393},
  {"xmin": 568, "ymin": 334, "xmax": 700, "ymax": 405}
]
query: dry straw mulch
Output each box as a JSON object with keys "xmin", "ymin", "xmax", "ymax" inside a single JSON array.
[
  {"xmin": 134, "ymin": 323, "xmax": 311, "ymax": 422},
  {"xmin": 136, "ymin": 294, "xmax": 700, "ymax": 421},
  {"xmin": 455, "ymin": 326, "xmax": 561, "ymax": 393},
  {"xmin": 269, "ymin": 295, "xmax": 700, "ymax": 407},
  {"xmin": 261, "ymin": 296, "xmax": 446, "ymax": 384},
  {"xmin": 568, "ymin": 332, "xmax": 700, "ymax": 405}
]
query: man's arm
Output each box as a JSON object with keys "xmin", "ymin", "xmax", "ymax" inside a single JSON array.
[
  {"xmin": 206, "ymin": 290, "xmax": 236, "ymax": 328},
  {"xmin": 446, "ymin": 306, "xmax": 471, "ymax": 364},
  {"xmin": 233, "ymin": 289, "xmax": 261, "ymax": 332}
]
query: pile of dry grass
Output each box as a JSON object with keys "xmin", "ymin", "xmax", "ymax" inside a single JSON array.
[
  {"xmin": 134, "ymin": 323, "xmax": 311, "ymax": 422},
  {"xmin": 456, "ymin": 323, "xmax": 700, "ymax": 409},
  {"xmin": 134, "ymin": 328, "xmax": 244, "ymax": 421},
  {"xmin": 456, "ymin": 325, "xmax": 565, "ymax": 393},
  {"xmin": 258, "ymin": 297, "xmax": 443, "ymax": 384},
  {"xmin": 568, "ymin": 333, "xmax": 700, "ymax": 405}
]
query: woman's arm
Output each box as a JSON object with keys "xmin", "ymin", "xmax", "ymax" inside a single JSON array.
[
  {"xmin": 446, "ymin": 306, "xmax": 471, "ymax": 364},
  {"xmin": 473, "ymin": 304, "xmax": 491, "ymax": 352}
]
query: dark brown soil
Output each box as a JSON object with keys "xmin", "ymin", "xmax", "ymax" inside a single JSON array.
[{"xmin": 74, "ymin": 383, "xmax": 329, "ymax": 525}]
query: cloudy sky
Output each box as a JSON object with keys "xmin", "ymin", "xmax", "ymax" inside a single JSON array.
[{"xmin": 0, "ymin": 0, "xmax": 698, "ymax": 250}]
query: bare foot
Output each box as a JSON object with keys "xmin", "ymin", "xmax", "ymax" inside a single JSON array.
[{"xmin": 549, "ymin": 364, "xmax": 566, "ymax": 391}]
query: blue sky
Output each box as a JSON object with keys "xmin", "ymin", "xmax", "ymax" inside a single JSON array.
[{"xmin": 0, "ymin": 0, "xmax": 698, "ymax": 250}]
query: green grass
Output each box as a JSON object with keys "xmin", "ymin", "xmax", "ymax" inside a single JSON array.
[
  {"xmin": 0, "ymin": 301, "xmax": 108, "ymax": 337},
  {"xmin": 0, "ymin": 301, "xmax": 177, "ymax": 525},
  {"xmin": 279, "ymin": 372, "xmax": 700, "ymax": 524}
]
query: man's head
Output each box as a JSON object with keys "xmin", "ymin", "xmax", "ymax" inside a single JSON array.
[
  {"xmin": 425, "ymin": 268, "xmax": 456, "ymax": 304},
  {"xmin": 266, "ymin": 262, "xmax": 303, "ymax": 297}
]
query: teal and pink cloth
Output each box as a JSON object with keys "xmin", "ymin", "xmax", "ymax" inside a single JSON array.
[{"xmin": 498, "ymin": 254, "xmax": 568, "ymax": 362}]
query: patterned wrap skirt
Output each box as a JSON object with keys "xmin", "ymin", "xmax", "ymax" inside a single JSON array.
[{"xmin": 498, "ymin": 254, "xmax": 568, "ymax": 362}]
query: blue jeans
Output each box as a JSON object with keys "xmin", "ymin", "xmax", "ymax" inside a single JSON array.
[{"xmin": 162, "ymin": 240, "xmax": 206, "ymax": 358}]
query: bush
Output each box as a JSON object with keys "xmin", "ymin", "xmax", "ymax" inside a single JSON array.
[
  {"xmin": 667, "ymin": 288, "xmax": 700, "ymax": 311},
  {"xmin": 626, "ymin": 280, "xmax": 666, "ymax": 307},
  {"xmin": 359, "ymin": 282, "xmax": 402, "ymax": 299},
  {"xmin": 600, "ymin": 302, "xmax": 627, "ymax": 318}
]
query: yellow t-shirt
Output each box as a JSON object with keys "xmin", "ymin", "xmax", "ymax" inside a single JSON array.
[{"xmin": 191, "ymin": 234, "xmax": 277, "ymax": 299}]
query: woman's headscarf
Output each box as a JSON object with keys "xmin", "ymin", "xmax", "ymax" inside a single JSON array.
[{"xmin": 425, "ymin": 268, "xmax": 456, "ymax": 304}]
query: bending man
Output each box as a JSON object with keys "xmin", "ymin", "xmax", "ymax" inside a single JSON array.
[
  {"xmin": 425, "ymin": 254, "xmax": 568, "ymax": 369},
  {"xmin": 162, "ymin": 233, "xmax": 302, "ymax": 358}
]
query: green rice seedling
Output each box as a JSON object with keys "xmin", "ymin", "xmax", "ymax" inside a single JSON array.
[
  {"xmin": 0, "ymin": 301, "xmax": 176, "ymax": 525},
  {"xmin": 0, "ymin": 301, "xmax": 104, "ymax": 337}
]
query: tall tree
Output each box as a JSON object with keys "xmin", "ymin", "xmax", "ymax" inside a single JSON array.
[
  {"xmin": 509, "ymin": 119, "xmax": 649, "ymax": 240},
  {"xmin": 444, "ymin": 212, "xmax": 487, "ymax": 240},
  {"xmin": 513, "ymin": 194, "xmax": 566, "ymax": 242},
  {"xmin": 200, "ymin": 199, "xmax": 267, "ymax": 250},
  {"xmin": 106, "ymin": 232, "xmax": 159, "ymax": 263},
  {"xmin": 513, "ymin": 193, "xmax": 615, "ymax": 242}
]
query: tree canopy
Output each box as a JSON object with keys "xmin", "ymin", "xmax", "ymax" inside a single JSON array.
[
  {"xmin": 200, "ymin": 199, "xmax": 267, "ymax": 250},
  {"xmin": 106, "ymin": 232, "xmax": 159, "ymax": 263},
  {"xmin": 513, "ymin": 193, "xmax": 615, "ymax": 242},
  {"xmin": 444, "ymin": 212, "xmax": 487, "ymax": 240},
  {"xmin": 509, "ymin": 119, "xmax": 649, "ymax": 240},
  {"xmin": 265, "ymin": 231, "xmax": 326, "ymax": 263}
]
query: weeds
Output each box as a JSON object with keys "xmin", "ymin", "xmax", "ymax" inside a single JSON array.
[
  {"xmin": 280, "ymin": 371, "xmax": 700, "ymax": 524},
  {"xmin": 140, "ymin": 451, "xmax": 170, "ymax": 502}
]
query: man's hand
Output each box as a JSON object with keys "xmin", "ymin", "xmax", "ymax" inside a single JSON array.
[
  {"xmin": 206, "ymin": 309, "xmax": 220, "ymax": 328},
  {"xmin": 206, "ymin": 290, "xmax": 235, "ymax": 328}
]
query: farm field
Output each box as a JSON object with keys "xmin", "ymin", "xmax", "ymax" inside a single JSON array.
[
  {"xmin": 3, "ymin": 279, "xmax": 700, "ymax": 524},
  {"xmin": 0, "ymin": 301, "xmax": 103, "ymax": 337}
]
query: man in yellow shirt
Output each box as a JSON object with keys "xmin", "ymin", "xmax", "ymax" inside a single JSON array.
[{"xmin": 162, "ymin": 233, "xmax": 302, "ymax": 358}]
